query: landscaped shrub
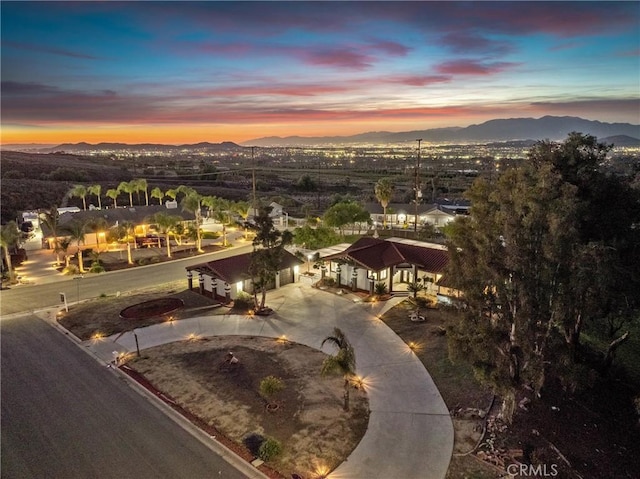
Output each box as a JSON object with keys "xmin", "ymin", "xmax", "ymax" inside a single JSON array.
[
  {"xmin": 374, "ymin": 282, "xmax": 387, "ymax": 295},
  {"xmin": 258, "ymin": 436, "xmax": 282, "ymax": 462},
  {"xmin": 259, "ymin": 375, "xmax": 285, "ymax": 405},
  {"xmin": 89, "ymin": 262, "xmax": 105, "ymax": 273},
  {"xmin": 137, "ymin": 258, "xmax": 149, "ymax": 266},
  {"xmin": 62, "ymin": 265, "xmax": 80, "ymax": 275},
  {"xmin": 233, "ymin": 291, "xmax": 253, "ymax": 311},
  {"xmin": 201, "ymin": 231, "xmax": 220, "ymax": 240}
]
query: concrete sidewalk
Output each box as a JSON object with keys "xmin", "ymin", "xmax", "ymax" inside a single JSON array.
[{"xmin": 84, "ymin": 283, "xmax": 453, "ymax": 479}]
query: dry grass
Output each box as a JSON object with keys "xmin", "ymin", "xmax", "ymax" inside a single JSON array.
[{"xmin": 126, "ymin": 336, "xmax": 369, "ymax": 479}]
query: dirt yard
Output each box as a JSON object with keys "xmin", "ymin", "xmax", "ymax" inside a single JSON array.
[{"xmin": 125, "ymin": 336, "xmax": 369, "ymax": 479}]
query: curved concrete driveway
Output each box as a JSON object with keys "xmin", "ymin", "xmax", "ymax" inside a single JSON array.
[{"xmin": 85, "ymin": 282, "xmax": 454, "ymax": 479}]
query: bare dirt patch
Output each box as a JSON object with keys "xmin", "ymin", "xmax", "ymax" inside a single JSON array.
[
  {"xmin": 57, "ymin": 282, "xmax": 225, "ymax": 340},
  {"xmin": 126, "ymin": 336, "xmax": 369, "ymax": 479}
]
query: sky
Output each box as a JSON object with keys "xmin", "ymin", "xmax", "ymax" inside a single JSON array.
[{"xmin": 1, "ymin": 1, "xmax": 639, "ymax": 145}]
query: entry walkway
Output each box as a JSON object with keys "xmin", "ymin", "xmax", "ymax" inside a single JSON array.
[{"xmin": 84, "ymin": 283, "xmax": 453, "ymax": 479}]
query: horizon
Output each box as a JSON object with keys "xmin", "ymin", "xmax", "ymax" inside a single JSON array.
[{"xmin": 2, "ymin": 2, "xmax": 639, "ymax": 145}]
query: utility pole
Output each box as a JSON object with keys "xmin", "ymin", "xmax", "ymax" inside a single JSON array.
[
  {"xmin": 414, "ymin": 139, "xmax": 422, "ymax": 232},
  {"xmin": 251, "ymin": 146, "xmax": 257, "ymax": 217}
]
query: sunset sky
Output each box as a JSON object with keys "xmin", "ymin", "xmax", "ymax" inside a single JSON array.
[{"xmin": 2, "ymin": 1, "xmax": 639, "ymax": 145}]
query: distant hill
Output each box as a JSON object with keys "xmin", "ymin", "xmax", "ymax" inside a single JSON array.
[
  {"xmin": 244, "ymin": 116, "xmax": 640, "ymax": 146},
  {"xmin": 599, "ymin": 135, "xmax": 640, "ymax": 147},
  {"xmin": 40, "ymin": 141, "xmax": 244, "ymax": 154}
]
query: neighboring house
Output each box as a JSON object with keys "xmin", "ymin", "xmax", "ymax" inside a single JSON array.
[
  {"xmin": 186, "ymin": 250, "xmax": 303, "ymax": 302},
  {"xmin": 40, "ymin": 204, "xmax": 196, "ymax": 250},
  {"xmin": 364, "ymin": 202, "xmax": 451, "ymax": 228},
  {"xmin": 319, "ymin": 236, "xmax": 458, "ymax": 300}
]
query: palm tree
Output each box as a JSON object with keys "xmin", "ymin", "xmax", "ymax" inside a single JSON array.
[
  {"xmin": 64, "ymin": 220, "xmax": 87, "ymax": 273},
  {"xmin": 321, "ymin": 327, "xmax": 357, "ymax": 411},
  {"xmin": 118, "ymin": 181, "xmax": 136, "ymax": 207},
  {"xmin": 150, "ymin": 212, "xmax": 179, "ymax": 258},
  {"xmin": 70, "ymin": 184, "xmax": 88, "ymax": 211},
  {"xmin": 213, "ymin": 198, "xmax": 232, "ymax": 247},
  {"xmin": 106, "ymin": 188, "xmax": 120, "ymax": 208},
  {"xmin": 88, "ymin": 184, "xmax": 102, "ymax": 209},
  {"xmin": 181, "ymin": 190, "xmax": 204, "ymax": 253},
  {"xmin": 87, "ymin": 218, "xmax": 109, "ymax": 252},
  {"xmin": 165, "ymin": 188, "xmax": 178, "ymax": 201},
  {"xmin": 150, "ymin": 186, "xmax": 164, "ymax": 205},
  {"xmin": 374, "ymin": 178, "xmax": 394, "ymax": 228},
  {"xmin": 233, "ymin": 200, "xmax": 251, "ymax": 238},
  {"xmin": 133, "ymin": 178, "xmax": 149, "ymax": 206},
  {"xmin": 59, "ymin": 238, "xmax": 72, "ymax": 268},
  {"xmin": 40, "ymin": 206, "xmax": 62, "ymax": 265},
  {"xmin": 121, "ymin": 220, "xmax": 135, "ymax": 264},
  {"xmin": 1, "ymin": 221, "xmax": 21, "ymax": 283}
]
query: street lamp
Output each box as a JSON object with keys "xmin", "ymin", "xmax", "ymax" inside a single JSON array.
[{"xmin": 307, "ymin": 253, "xmax": 313, "ymax": 274}]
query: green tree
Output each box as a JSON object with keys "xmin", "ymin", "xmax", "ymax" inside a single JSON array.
[
  {"xmin": 321, "ymin": 327, "xmax": 357, "ymax": 411},
  {"xmin": 296, "ymin": 174, "xmax": 317, "ymax": 191},
  {"xmin": 87, "ymin": 217, "xmax": 109, "ymax": 252},
  {"xmin": 374, "ymin": 178, "xmax": 394, "ymax": 227},
  {"xmin": 70, "ymin": 184, "xmax": 88, "ymax": 211},
  {"xmin": 233, "ymin": 200, "xmax": 251, "ymax": 238},
  {"xmin": 106, "ymin": 188, "xmax": 120, "ymax": 208},
  {"xmin": 118, "ymin": 181, "xmax": 136, "ymax": 207},
  {"xmin": 150, "ymin": 212, "xmax": 179, "ymax": 258},
  {"xmin": 64, "ymin": 220, "xmax": 88, "ymax": 273},
  {"xmin": 0, "ymin": 221, "xmax": 21, "ymax": 283},
  {"xmin": 248, "ymin": 206, "xmax": 293, "ymax": 311},
  {"xmin": 212, "ymin": 198, "xmax": 232, "ymax": 247},
  {"xmin": 181, "ymin": 191, "xmax": 204, "ymax": 253},
  {"xmin": 135, "ymin": 178, "xmax": 149, "ymax": 206},
  {"xmin": 293, "ymin": 225, "xmax": 340, "ymax": 249},
  {"xmin": 323, "ymin": 201, "xmax": 371, "ymax": 236},
  {"xmin": 40, "ymin": 206, "xmax": 62, "ymax": 265},
  {"xmin": 120, "ymin": 220, "xmax": 135, "ymax": 264},
  {"xmin": 445, "ymin": 133, "xmax": 640, "ymax": 418},
  {"xmin": 150, "ymin": 187, "xmax": 164, "ymax": 205},
  {"xmin": 88, "ymin": 184, "xmax": 102, "ymax": 209}
]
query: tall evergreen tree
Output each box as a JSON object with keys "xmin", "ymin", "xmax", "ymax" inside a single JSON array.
[{"xmin": 445, "ymin": 133, "xmax": 640, "ymax": 419}]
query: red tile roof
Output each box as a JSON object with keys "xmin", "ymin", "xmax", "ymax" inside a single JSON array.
[
  {"xmin": 322, "ymin": 237, "xmax": 449, "ymax": 273},
  {"xmin": 187, "ymin": 250, "xmax": 303, "ymax": 283}
]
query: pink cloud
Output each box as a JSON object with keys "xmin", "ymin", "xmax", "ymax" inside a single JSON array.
[
  {"xmin": 387, "ymin": 75, "xmax": 452, "ymax": 86},
  {"xmin": 297, "ymin": 47, "xmax": 374, "ymax": 70},
  {"xmin": 436, "ymin": 60, "xmax": 519, "ymax": 76}
]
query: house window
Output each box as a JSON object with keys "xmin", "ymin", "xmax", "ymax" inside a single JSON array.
[{"xmin": 379, "ymin": 269, "xmax": 388, "ymax": 280}]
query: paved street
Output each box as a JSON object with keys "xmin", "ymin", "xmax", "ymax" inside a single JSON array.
[
  {"xmin": 1, "ymin": 314, "xmax": 258, "ymax": 479},
  {"xmin": 0, "ymin": 243, "xmax": 253, "ymax": 316}
]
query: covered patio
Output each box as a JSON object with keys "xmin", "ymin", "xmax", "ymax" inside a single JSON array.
[{"xmin": 318, "ymin": 237, "xmax": 451, "ymax": 298}]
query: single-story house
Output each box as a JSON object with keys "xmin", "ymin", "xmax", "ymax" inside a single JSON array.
[
  {"xmin": 319, "ymin": 236, "xmax": 457, "ymax": 299},
  {"xmin": 40, "ymin": 204, "xmax": 196, "ymax": 250},
  {"xmin": 364, "ymin": 202, "xmax": 456, "ymax": 228},
  {"xmin": 186, "ymin": 250, "xmax": 304, "ymax": 302}
]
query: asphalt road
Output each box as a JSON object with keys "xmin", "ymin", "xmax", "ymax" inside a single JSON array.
[
  {"xmin": 0, "ymin": 244, "xmax": 253, "ymax": 316},
  {"xmin": 1, "ymin": 314, "xmax": 251, "ymax": 479}
]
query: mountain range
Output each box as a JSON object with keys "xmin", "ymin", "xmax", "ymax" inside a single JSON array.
[
  {"xmin": 2, "ymin": 116, "xmax": 638, "ymax": 152},
  {"xmin": 243, "ymin": 116, "xmax": 640, "ymax": 146}
]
